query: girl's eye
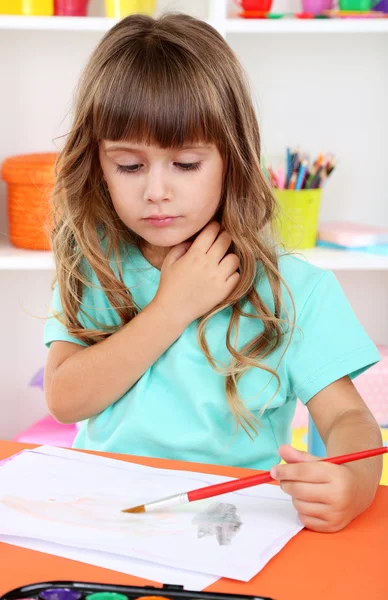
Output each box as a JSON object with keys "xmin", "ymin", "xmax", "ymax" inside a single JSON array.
[
  {"xmin": 115, "ymin": 162, "xmax": 202, "ymax": 174},
  {"xmin": 174, "ymin": 162, "xmax": 202, "ymax": 172},
  {"xmin": 116, "ymin": 164, "xmax": 141, "ymax": 174}
]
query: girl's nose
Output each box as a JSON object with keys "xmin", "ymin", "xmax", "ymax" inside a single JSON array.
[{"xmin": 144, "ymin": 166, "xmax": 171, "ymax": 204}]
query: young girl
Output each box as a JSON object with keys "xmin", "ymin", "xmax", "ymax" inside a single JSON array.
[{"xmin": 45, "ymin": 13, "xmax": 382, "ymax": 533}]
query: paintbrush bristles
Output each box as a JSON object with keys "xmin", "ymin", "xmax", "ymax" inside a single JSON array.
[{"xmin": 122, "ymin": 504, "xmax": 145, "ymax": 514}]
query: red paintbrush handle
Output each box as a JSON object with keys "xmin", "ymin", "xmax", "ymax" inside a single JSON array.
[
  {"xmin": 187, "ymin": 446, "xmax": 387, "ymax": 503},
  {"xmin": 324, "ymin": 446, "xmax": 388, "ymax": 465},
  {"xmin": 188, "ymin": 471, "xmax": 273, "ymax": 502}
]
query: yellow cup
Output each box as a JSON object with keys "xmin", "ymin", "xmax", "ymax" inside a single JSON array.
[
  {"xmin": 105, "ymin": 0, "xmax": 155, "ymax": 17},
  {"xmin": 20, "ymin": 0, "xmax": 53, "ymax": 15},
  {"xmin": 0, "ymin": 1, "xmax": 21, "ymax": 14},
  {"xmin": 273, "ymin": 189, "xmax": 322, "ymax": 250}
]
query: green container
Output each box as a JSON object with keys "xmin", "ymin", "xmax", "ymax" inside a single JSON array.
[
  {"xmin": 339, "ymin": 0, "xmax": 373, "ymax": 9},
  {"xmin": 273, "ymin": 189, "xmax": 322, "ymax": 250}
]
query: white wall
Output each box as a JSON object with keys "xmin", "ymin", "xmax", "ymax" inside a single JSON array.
[{"xmin": 0, "ymin": 0, "xmax": 387, "ymax": 438}]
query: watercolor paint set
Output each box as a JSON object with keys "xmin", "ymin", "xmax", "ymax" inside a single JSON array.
[{"xmin": 0, "ymin": 582, "xmax": 273, "ymax": 600}]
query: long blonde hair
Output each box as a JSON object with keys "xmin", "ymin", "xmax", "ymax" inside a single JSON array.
[{"xmin": 52, "ymin": 12, "xmax": 294, "ymax": 437}]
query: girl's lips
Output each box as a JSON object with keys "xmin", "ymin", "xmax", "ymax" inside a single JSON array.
[{"xmin": 144, "ymin": 216, "xmax": 179, "ymax": 227}]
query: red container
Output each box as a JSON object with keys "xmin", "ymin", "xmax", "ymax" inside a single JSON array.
[
  {"xmin": 241, "ymin": 0, "xmax": 273, "ymax": 10},
  {"xmin": 54, "ymin": 0, "xmax": 89, "ymax": 16}
]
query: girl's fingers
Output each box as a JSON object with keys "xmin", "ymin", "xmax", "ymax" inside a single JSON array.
[
  {"xmin": 292, "ymin": 498, "xmax": 329, "ymax": 518},
  {"xmin": 297, "ymin": 513, "xmax": 344, "ymax": 533},
  {"xmin": 219, "ymin": 253, "xmax": 240, "ymax": 279},
  {"xmin": 190, "ymin": 221, "xmax": 221, "ymax": 253},
  {"xmin": 272, "ymin": 460, "xmax": 335, "ymax": 484},
  {"xmin": 207, "ymin": 230, "xmax": 232, "ymax": 262},
  {"xmin": 164, "ymin": 242, "xmax": 192, "ymax": 265},
  {"xmin": 278, "ymin": 444, "xmax": 320, "ymax": 465},
  {"xmin": 280, "ymin": 480, "xmax": 332, "ymax": 503}
]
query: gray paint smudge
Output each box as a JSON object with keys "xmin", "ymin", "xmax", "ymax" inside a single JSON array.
[{"xmin": 192, "ymin": 502, "xmax": 242, "ymax": 546}]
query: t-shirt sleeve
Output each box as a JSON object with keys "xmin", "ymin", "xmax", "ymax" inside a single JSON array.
[
  {"xmin": 286, "ymin": 271, "xmax": 380, "ymax": 404},
  {"xmin": 44, "ymin": 284, "xmax": 88, "ymax": 348}
]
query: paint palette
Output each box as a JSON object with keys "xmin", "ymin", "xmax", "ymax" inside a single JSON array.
[{"xmin": 0, "ymin": 582, "xmax": 274, "ymax": 600}]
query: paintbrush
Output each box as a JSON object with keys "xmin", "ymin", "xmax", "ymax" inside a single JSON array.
[{"xmin": 122, "ymin": 446, "xmax": 387, "ymax": 514}]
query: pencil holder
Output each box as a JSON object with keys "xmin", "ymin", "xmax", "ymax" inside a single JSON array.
[
  {"xmin": 1, "ymin": 153, "xmax": 57, "ymax": 250},
  {"xmin": 273, "ymin": 189, "xmax": 322, "ymax": 250}
]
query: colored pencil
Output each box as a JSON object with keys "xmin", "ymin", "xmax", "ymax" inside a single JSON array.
[
  {"xmin": 286, "ymin": 147, "xmax": 292, "ymax": 188},
  {"xmin": 295, "ymin": 159, "xmax": 308, "ymax": 190},
  {"xmin": 122, "ymin": 446, "xmax": 387, "ymax": 514},
  {"xmin": 310, "ymin": 165, "xmax": 324, "ymax": 189},
  {"xmin": 289, "ymin": 171, "xmax": 297, "ymax": 190},
  {"xmin": 326, "ymin": 157, "xmax": 336, "ymax": 176},
  {"xmin": 268, "ymin": 165, "xmax": 279, "ymax": 188},
  {"xmin": 313, "ymin": 166, "xmax": 327, "ymax": 189},
  {"xmin": 277, "ymin": 167, "xmax": 285, "ymax": 190}
]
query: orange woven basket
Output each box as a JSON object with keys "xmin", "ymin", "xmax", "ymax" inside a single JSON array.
[{"xmin": 1, "ymin": 152, "xmax": 58, "ymax": 250}]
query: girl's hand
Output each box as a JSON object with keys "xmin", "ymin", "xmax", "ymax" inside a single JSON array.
[
  {"xmin": 271, "ymin": 445, "xmax": 361, "ymax": 533},
  {"xmin": 153, "ymin": 222, "xmax": 240, "ymax": 325}
]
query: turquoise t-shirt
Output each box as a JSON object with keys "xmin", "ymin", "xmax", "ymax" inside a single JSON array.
[{"xmin": 44, "ymin": 247, "xmax": 379, "ymax": 470}]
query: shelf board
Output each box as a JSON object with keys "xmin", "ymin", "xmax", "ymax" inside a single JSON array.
[
  {"xmin": 0, "ymin": 238, "xmax": 54, "ymax": 270},
  {"xmin": 226, "ymin": 18, "xmax": 388, "ymax": 34},
  {"xmin": 1, "ymin": 15, "xmax": 388, "ymax": 33},
  {"xmin": 0, "ymin": 15, "xmax": 118, "ymax": 31},
  {"xmin": 297, "ymin": 247, "xmax": 388, "ymax": 270},
  {"xmin": 1, "ymin": 239, "xmax": 388, "ymax": 272}
]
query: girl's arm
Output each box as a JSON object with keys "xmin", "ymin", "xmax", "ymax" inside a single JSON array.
[
  {"xmin": 45, "ymin": 300, "xmax": 188, "ymax": 424},
  {"xmin": 309, "ymin": 375, "xmax": 383, "ymax": 496},
  {"xmin": 271, "ymin": 376, "xmax": 383, "ymax": 532}
]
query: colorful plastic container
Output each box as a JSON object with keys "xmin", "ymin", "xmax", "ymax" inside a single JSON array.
[
  {"xmin": 0, "ymin": 1, "xmax": 21, "ymax": 13},
  {"xmin": 374, "ymin": 0, "xmax": 388, "ymax": 10},
  {"xmin": 54, "ymin": 0, "xmax": 89, "ymax": 16},
  {"xmin": 21, "ymin": 0, "xmax": 54, "ymax": 15},
  {"xmin": 273, "ymin": 189, "xmax": 322, "ymax": 250},
  {"xmin": 301, "ymin": 0, "xmax": 333, "ymax": 14},
  {"xmin": 1, "ymin": 153, "xmax": 57, "ymax": 250},
  {"xmin": 339, "ymin": 0, "xmax": 375, "ymax": 9},
  {"xmin": 241, "ymin": 0, "xmax": 273, "ymax": 9},
  {"xmin": 105, "ymin": 0, "xmax": 155, "ymax": 18}
]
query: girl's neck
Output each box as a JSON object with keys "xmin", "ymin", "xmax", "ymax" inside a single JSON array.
[{"xmin": 140, "ymin": 242, "xmax": 171, "ymax": 270}]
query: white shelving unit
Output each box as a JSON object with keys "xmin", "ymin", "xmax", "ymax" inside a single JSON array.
[
  {"xmin": 0, "ymin": 239, "xmax": 54, "ymax": 271},
  {"xmin": 0, "ymin": 15, "xmax": 117, "ymax": 30},
  {"xmin": 1, "ymin": 14, "xmax": 388, "ymax": 33},
  {"xmin": 0, "ymin": 0, "xmax": 387, "ymax": 439},
  {"xmin": 225, "ymin": 17, "xmax": 388, "ymax": 33},
  {"xmin": 1, "ymin": 238, "xmax": 388, "ymax": 272}
]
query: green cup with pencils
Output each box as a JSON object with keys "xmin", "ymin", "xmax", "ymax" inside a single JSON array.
[{"xmin": 263, "ymin": 148, "xmax": 335, "ymax": 250}]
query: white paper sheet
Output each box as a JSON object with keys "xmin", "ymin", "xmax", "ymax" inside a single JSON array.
[
  {"xmin": 0, "ymin": 446, "xmax": 303, "ymax": 582},
  {"xmin": 0, "ymin": 447, "xmax": 217, "ymax": 591}
]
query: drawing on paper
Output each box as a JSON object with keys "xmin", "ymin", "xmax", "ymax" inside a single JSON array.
[
  {"xmin": 192, "ymin": 502, "xmax": 242, "ymax": 546},
  {"xmin": 0, "ymin": 495, "xmax": 190, "ymax": 537}
]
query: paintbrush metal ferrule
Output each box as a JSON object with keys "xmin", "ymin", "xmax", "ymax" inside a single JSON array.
[{"xmin": 123, "ymin": 492, "xmax": 189, "ymax": 514}]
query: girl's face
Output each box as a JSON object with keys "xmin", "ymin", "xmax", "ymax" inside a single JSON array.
[{"xmin": 99, "ymin": 141, "xmax": 223, "ymax": 259}]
